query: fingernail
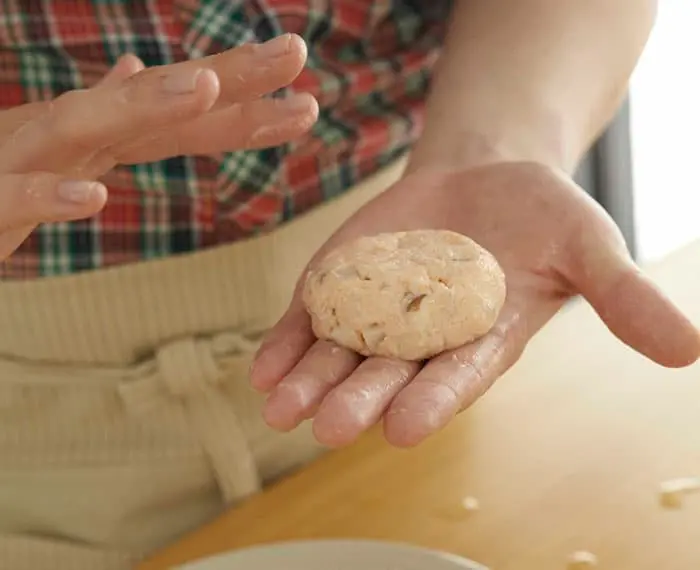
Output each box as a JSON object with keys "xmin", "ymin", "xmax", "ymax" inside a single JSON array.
[
  {"xmin": 162, "ymin": 68, "xmax": 203, "ymax": 95},
  {"xmin": 278, "ymin": 93, "xmax": 313, "ymax": 111},
  {"xmin": 255, "ymin": 34, "xmax": 292, "ymax": 58},
  {"xmin": 57, "ymin": 180, "xmax": 100, "ymax": 204}
]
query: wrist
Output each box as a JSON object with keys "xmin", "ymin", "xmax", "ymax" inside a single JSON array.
[
  {"xmin": 406, "ymin": 112, "xmax": 574, "ymax": 177},
  {"xmin": 406, "ymin": 54, "xmax": 579, "ymax": 176}
]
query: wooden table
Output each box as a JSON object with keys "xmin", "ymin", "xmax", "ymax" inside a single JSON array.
[{"xmin": 141, "ymin": 242, "xmax": 700, "ymax": 570}]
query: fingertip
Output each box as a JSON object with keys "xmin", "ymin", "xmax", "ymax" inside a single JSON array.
[
  {"xmin": 1, "ymin": 174, "xmax": 105, "ymax": 231},
  {"xmin": 117, "ymin": 54, "xmax": 146, "ymax": 76},
  {"xmin": 287, "ymin": 33, "xmax": 308, "ymax": 63},
  {"xmin": 249, "ymin": 309, "xmax": 315, "ymax": 392},
  {"xmin": 87, "ymin": 181, "xmax": 108, "ymax": 211},
  {"xmin": 382, "ymin": 410, "xmax": 428, "ymax": 448},
  {"xmin": 596, "ymin": 268, "xmax": 700, "ymax": 369},
  {"xmin": 250, "ymin": 338, "xmax": 291, "ymax": 391},
  {"xmin": 383, "ymin": 384, "xmax": 458, "ymax": 448},
  {"xmin": 249, "ymin": 347, "xmax": 278, "ymax": 392},
  {"xmin": 262, "ymin": 385, "xmax": 303, "ymax": 432},
  {"xmin": 383, "ymin": 402, "xmax": 465, "ymax": 448},
  {"xmin": 649, "ymin": 324, "xmax": 700, "ymax": 368},
  {"xmin": 305, "ymin": 93, "xmax": 319, "ymax": 124},
  {"xmin": 195, "ymin": 68, "xmax": 221, "ymax": 109},
  {"xmin": 271, "ymin": 33, "xmax": 308, "ymax": 86},
  {"xmin": 312, "ymin": 356, "xmax": 420, "ymax": 448},
  {"xmin": 291, "ymin": 90, "xmax": 318, "ymax": 113},
  {"xmin": 311, "ymin": 420, "xmax": 355, "ymax": 448},
  {"xmin": 54, "ymin": 179, "xmax": 108, "ymax": 218},
  {"xmin": 244, "ymin": 93, "xmax": 319, "ymax": 149},
  {"xmin": 213, "ymin": 33, "xmax": 308, "ymax": 105},
  {"xmin": 100, "ymin": 54, "xmax": 145, "ymax": 86},
  {"xmin": 312, "ymin": 394, "xmax": 367, "ymax": 448},
  {"xmin": 282, "ymin": 92, "xmax": 319, "ymax": 135},
  {"xmin": 157, "ymin": 67, "xmax": 219, "ymax": 112},
  {"xmin": 277, "ymin": 92, "xmax": 318, "ymax": 127},
  {"xmin": 311, "ymin": 393, "xmax": 366, "ymax": 448}
]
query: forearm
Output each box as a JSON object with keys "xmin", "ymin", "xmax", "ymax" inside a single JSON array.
[{"xmin": 409, "ymin": 0, "xmax": 656, "ymax": 174}]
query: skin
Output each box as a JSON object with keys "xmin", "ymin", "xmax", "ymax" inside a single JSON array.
[
  {"xmin": 251, "ymin": 0, "xmax": 700, "ymax": 448},
  {"xmin": 1, "ymin": 3, "xmax": 696, "ymax": 450},
  {"xmin": 0, "ymin": 34, "xmax": 317, "ymax": 259}
]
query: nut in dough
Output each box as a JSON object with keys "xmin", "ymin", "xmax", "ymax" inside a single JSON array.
[{"xmin": 302, "ymin": 230, "xmax": 506, "ymax": 361}]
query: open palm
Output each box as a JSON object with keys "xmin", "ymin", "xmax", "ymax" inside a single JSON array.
[{"xmin": 251, "ymin": 161, "xmax": 700, "ymax": 447}]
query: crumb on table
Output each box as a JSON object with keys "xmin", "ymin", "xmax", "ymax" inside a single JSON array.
[
  {"xmin": 659, "ymin": 476, "xmax": 700, "ymax": 509},
  {"xmin": 461, "ymin": 496, "xmax": 480, "ymax": 512},
  {"xmin": 567, "ymin": 550, "xmax": 598, "ymax": 568}
]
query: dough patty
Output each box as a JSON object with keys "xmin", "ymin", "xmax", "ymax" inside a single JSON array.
[{"xmin": 302, "ymin": 230, "xmax": 506, "ymax": 361}]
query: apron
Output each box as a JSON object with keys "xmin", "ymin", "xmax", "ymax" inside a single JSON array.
[{"xmin": 0, "ymin": 158, "xmax": 406, "ymax": 569}]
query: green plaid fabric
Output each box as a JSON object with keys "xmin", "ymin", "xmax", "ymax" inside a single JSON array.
[{"xmin": 0, "ymin": 0, "xmax": 450, "ymax": 280}]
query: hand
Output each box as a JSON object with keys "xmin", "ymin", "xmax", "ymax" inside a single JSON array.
[
  {"xmin": 0, "ymin": 34, "xmax": 317, "ymax": 259},
  {"xmin": 251, "ymin": 161, "xmax": 700, "ymax": 447}
]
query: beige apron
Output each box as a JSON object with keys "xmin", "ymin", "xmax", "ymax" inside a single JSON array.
[{"xmin": 0, "ymin": 158, "xmax": 406, "ymax": 569}]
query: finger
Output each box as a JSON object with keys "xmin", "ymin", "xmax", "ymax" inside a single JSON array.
[
  {"xmin": 0, "ymin": 173, "xmax": 106, "ymax": 260},
  {"xmin": 383, "ymin": 298, "xmax": 551, "ymax": 448},
  {"xmin": 312, "ymin": 357, "xmax": 420, "ymax": 447},
  {"xmin": 262, "ymin": 340, "xmax": 362, "ymax": 432},
  {"xmin": 0, "ymin": 34, "xmax": 303, "ymax": 155},
  {"xmin": 122, "ymin": 33, "xmax": 306, "ymax": 113},
  {"xmin": 192, "ymin": 33, "xmax": 307, "ymax": 106},
  {"xmin": 0, "ymin": 173, "xmax": 106, "ymax": 232},
  {"xmin": 250, "ymin": 304, "xmax": 316, "ymax": 392},
  {"xmin": 1, "ymin": 66, "xmax": 220, "ymax": 172},
  {"xmin": 0, "ymin": 102, "xmax": 47, "ymax": 140},
  {"xmin": 581, "ymin": 256, "xmax": 699, "ymax": 368},
  {"xmin": 0, "ymin": 55, "xmax": 145, "ymax": 141},
  {"xmin": 567, "ymin": 222, "xmax": 700, "ymax": 368},
  {"xmin": 115, "ymin": 92, "xmax": 319, "ymax": 163},
  {"xmin": 98, "ymin": 54, "xmax": 145, "ymax": 87}
]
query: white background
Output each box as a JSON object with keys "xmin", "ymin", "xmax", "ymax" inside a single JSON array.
[{"xmin": 630, "ymin": 0, "xmax": 700, "ymax": 261}]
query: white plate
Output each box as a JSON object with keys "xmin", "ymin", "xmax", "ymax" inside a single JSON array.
[{"xmin": 175, "ymin": 539, "xmax": 487, "ymax": 570}]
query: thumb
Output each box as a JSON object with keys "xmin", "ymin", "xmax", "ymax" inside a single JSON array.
[{"xmin": 568, "ymin": 223, "xmax": 700, "ymax": 368}]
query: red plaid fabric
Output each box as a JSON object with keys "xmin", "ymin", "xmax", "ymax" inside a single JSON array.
[{"xmin": 0, "ymin": 0, "xmax": 449, "ymax": 279}]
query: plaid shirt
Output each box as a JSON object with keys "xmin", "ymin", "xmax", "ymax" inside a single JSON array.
[{"xmin": 0, "ymin": 0, "xmax": 449, "ymax": 280}]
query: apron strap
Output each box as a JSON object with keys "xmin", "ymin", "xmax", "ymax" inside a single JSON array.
[{"xmin": 118, "ymin": 332, "xmax": 262, "ymax": 503}]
